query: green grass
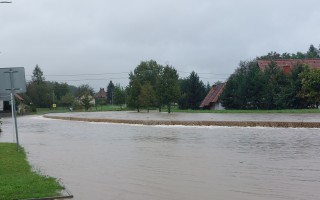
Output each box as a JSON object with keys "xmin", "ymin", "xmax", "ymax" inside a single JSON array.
[
  {"xmin": 0, "ymin": 143, "xmax": 64, "ymax": 200},
  {"xmin": 34, "ymin": 105, "xmax": 320, "ymax": 114},
  {"xmin": 163, "ymin": 108, "xmax": 320, "ymax": 114},
  {"xmin": 34, "ymin": 105, "xmax": 129, "ymax": 115},
  {"xmin": 89, "ymin": 104, "xmax": 129, "ymax": 112}
]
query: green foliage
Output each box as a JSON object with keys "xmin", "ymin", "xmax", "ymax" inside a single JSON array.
[
  {"xmin": 258, "ymin": 44, "xmax": 320, "ymax": 60},
  {"xmin": 221, "ymin": 60, "xmax": 264, "ymax": 109},
  {"xmin": 127, "ymin": 61, "xmax": 180, "ymax": 113},
  {"xmin": 139, "ymin": 82, "xmax": 156, "ymax": 112},
  {"xmin": 79, "ymin": 92, "xmax": 94, "ymax": 111},
  {"xmin": 261, "ymin": 60, "xmax": 287, "ymax": 109},
  {"xmin": 107, "ymin": 80, "xmax": 115, "ymax": 104},
  {"xmin": 127, "ymin": 60, "xmax": 162, "ymax": 111},
  {"xmin": 299, "ymin": 69, "xmax": 320, "ymax": 108},
  {"xmin": 0, "ymin": 143, "xmax": 63, "ymax": 199},
  {"xmin": 25, "ymin": 65, "xmax": 78, "ymax": 109},
  {"xmin": 179, "ymin": 71, "xmax": 206, "ymax": 110},
  {"xmin": 157, "ymin": 66, "xmax": 180, "ymax": 113},
  {"xmin": 127, "ymin": 78, "xmax": 142, "ymax": 112},
  {"xmin": 26, "ymin": 80, "xmax": 52, "ymax": 108},
  {"xmin": 60, "ymin": 92, "xmax": 76, "ymax": 107},
  {"xmin": 31, "ymin": 64, "xmax": 45, "ymax": 84},
  {"xmin": 221, "ymin": 57, "xmax": 318, "ymax": 110},
  {"xmin": 76, "ymin": 84, "xmax": 94, "ymax": 97},
  {"xmin": 306, "ymin": 44, "xmax": 320, "ymax": 58},
  {"xmin": 113, "ymin": 84, "xmax": 126, "ymax": 109}
]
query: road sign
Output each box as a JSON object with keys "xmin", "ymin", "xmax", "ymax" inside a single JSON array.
[
  {"xmin": 0, "ymin": 67, "xmax": 26, "ymax": 151},
  {"xmin": 0, "ymin": 67, "xmax": 26, "ymax": 94},
  {"xmin": 0, "ymin": 100, "xmax": 3, "ymax": 111}
]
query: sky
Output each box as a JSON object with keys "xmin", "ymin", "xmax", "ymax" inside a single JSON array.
[{"xmin": 1, "ymin": 0, "xmax": 320, "ymax": 91}]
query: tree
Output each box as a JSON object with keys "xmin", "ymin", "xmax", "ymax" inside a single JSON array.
[
  {"xmin": 187, "ymin": 71, "xmax": 206, "ymax": 109},
  {"xmin": 26, "ymin": 65, "xmax": 52, "ymax": 108},
  {"xmin": 76, "ymin": 84, "xmax": 95, "ymax": 111},
  {"xmin": 31, "ymin": 64, "xmax": 45, "ymax": 84},
  {"xmin": 127, "ymin": 60, "xmax": 162, "ymax": 111},
  {"xmin": 220, "ymin": 60, "xmax": 264, "ymax": 109},
  {"xmin": 60, "ymin": 93, "xmax": 75, "ymax": 108},
  {"xmin": 179, "ymin": 71, "xmax": 206, "ymax": 110},
  {"xmin": 127, "ymin": 78, "xmax": 142, "ymax": 112},
  {"xmin": 80, "ymin": 92, "xmax": 94, "ymax": 111},
  {"xmin": 76, "ymin": 84, "xmax": 94, "ymax": 97},
  {"xmin": 157, "ymin": 66, "xmax": 180, "ymax": 113},
  {"xmin": 139, "ymin": 82, "xmax": 156, "ymax": 112},
  {"xmin": 113, "ymin": 84, "xmax": 126, "ymax": 109},
  {"xmin": 261, "ymin": 60, "xmax": 287, "ymax": 109},
  {"xmin": 306, "ymin": 44, "xmax": 320, "ymax": 58},
  {"xmin": 276, "ymin": 63, "xmax": 308, "ymax": 109},
  {"xmin": 299, "ymin": 68, "xmax": 320, "ymax": 108},
  {"xmin": 107, "ymin": 81, "xmax": 115, "ymax": 104}
]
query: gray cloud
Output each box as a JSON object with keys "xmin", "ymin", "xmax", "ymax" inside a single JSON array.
[{"xmin": 1, "ymin": 0, "xmax": 320, "ymax": 90}]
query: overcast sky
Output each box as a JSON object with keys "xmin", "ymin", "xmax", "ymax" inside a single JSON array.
[{"xmin": 1, "ymin": 0, "xmax": 320, "ymax": 90}]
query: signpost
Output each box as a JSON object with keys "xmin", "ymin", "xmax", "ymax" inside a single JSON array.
[
  {"xmin": 0, "ymin": 100, "xmax": 3, "ymax": 111},
  {"xmin": 0, "ymin": 67, "xmax": 26, "ymax": 151}
]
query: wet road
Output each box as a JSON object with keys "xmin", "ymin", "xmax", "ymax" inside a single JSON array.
[{"xmin": 1, "ymin": 115, "xmax": 320, "ymax": 200}]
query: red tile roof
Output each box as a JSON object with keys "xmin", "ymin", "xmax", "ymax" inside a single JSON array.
[
  {"xmin": 200, "ymin": 83, "xmax": 225, "ymax": 108},
  {"xmin": 257, "ymin": 59, "xmax": 320, "ymax": 71},
  {"xmin": 94, "ymin": 88, "xmax": 107, "ymax": 98}
]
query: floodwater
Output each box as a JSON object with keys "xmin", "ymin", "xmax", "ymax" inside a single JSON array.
[{"xmin": 1, "ymin": 115, "xmax": 320, "ymax": 200}]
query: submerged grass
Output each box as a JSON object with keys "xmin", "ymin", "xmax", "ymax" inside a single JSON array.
[
  {"xmin": 164, "ymin": 108, "xmax": 320, "ymax": 114},
  {"xmin": 0, "ymin": 143, "xmax": 63, "ymax": 200}
]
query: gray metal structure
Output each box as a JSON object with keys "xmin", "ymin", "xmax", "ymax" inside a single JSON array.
[{"xmin": 0, "ymin": 67, "xmax": 26, "ymax": 150}]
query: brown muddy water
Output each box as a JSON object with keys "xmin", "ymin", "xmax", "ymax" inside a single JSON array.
[{"xmin": 1, "ymin": 116, "xmax": 320, "ymax": 200}]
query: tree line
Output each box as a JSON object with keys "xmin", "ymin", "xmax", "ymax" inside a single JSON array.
[
  {"xmin": 220, "ymin": 44, "xmax": 320, "ymax": 110},
  {"xmin": 18, "ymin": 61, "xmax": 209, "ymax": 113}
]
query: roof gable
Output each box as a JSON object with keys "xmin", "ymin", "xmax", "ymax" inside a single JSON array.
[
  {"xmin": 200, "ymin": 83, "xmax": 225, "ymax": 108},
  {"xmin": 257, "ymin": 59, "xmax": 320, "ymax": 71},
  {"xmin": 94, "ymin": 88, "xmax": 107, "ymax": 98}
]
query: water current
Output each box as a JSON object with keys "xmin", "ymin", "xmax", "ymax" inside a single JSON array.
[{"xmin": 1, "ymin": 116, "xmax": 319, "ymax": 200}]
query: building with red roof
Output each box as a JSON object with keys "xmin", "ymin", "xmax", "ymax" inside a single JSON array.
[
  {"xmin": 200, "ymin": 83, "xmax": 225, "ymax": 110},
  {"xmin": 257, "ymin": 59, "xmax": 320, "ymax": 73}
]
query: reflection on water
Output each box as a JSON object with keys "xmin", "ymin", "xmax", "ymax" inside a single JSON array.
[{"xmin": 1, "ymin": 116, "xmax": 320, "ymax": 200}]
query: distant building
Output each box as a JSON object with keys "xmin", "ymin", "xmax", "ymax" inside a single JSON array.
[
  {"xmin": 94, "ymin": 88, "xmax": 107, "ymax": 99},
  {"xmin": 0, "ymin": 93, "xmax": 24, "ymax": 113},
  {"xmin": 257, "ymin": 59, "xmax": 320, "ymax": 73},
  {"xmin": 200, "ymin": 83, "xmax": 225, "ymax": 110}
]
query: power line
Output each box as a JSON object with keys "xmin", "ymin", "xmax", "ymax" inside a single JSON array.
[
  {"xmin": 26, "ymin": 71, "xmax": 231, "ymax": 77},
  {"xmin": 45, "ymin": 77, "xmax": 129, "ymax": 82},
  {"xmin": 26, "ymin": 72, "xmax": 129, "ymax": 77}
]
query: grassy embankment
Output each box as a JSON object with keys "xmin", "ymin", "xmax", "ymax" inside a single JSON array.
[
  {"xmin": 35, "ymin": 105, "xmax": 128, "ymax": 115},
  {"xmin": 34, "ymin": 105, "xmax": 320, "ymax": 114},
  {"xmin": 167, "ymin": 108, "xmax": 320, "ymax": 113},
  {"xmin": 0, "ymin": 143, "xmax": 63, "ymax": 200}
]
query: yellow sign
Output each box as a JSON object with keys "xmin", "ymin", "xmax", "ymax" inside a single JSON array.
[{"xmin": 52, "ymin": 104, "xmax": 56, "ymax": 108}]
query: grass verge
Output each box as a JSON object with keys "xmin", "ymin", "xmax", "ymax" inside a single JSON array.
[
  {"xmin": 163, "ymin": 108, "xmax": 320, "ymax": 114},
  {"xmin": 0, "ymin": 143, "xmax": 64, "ymax": 200}
]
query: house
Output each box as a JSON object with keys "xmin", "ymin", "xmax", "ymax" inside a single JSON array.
[
  {"xmin": 94, "ymin": 88, "xmax": 107, "ymax": 99},
  {"xmin": 200, "ymin": 83, "xmax": 225, "ymax": 110},
  {"xmin": 94, "ymin": 88, "xmax": 107, "ymax": 105},
  {"xmin": 257, "ymin": 59, "xmax": 320, "ymax": 73},
  {"xmin": 0, "ymin": 93, "xmax": 24, "ymax": 113}
]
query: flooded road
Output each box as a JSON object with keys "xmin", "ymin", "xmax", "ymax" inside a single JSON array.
[{"xmin": 1, "ymin": 115, "xmax": 320, "ymax": 200}]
